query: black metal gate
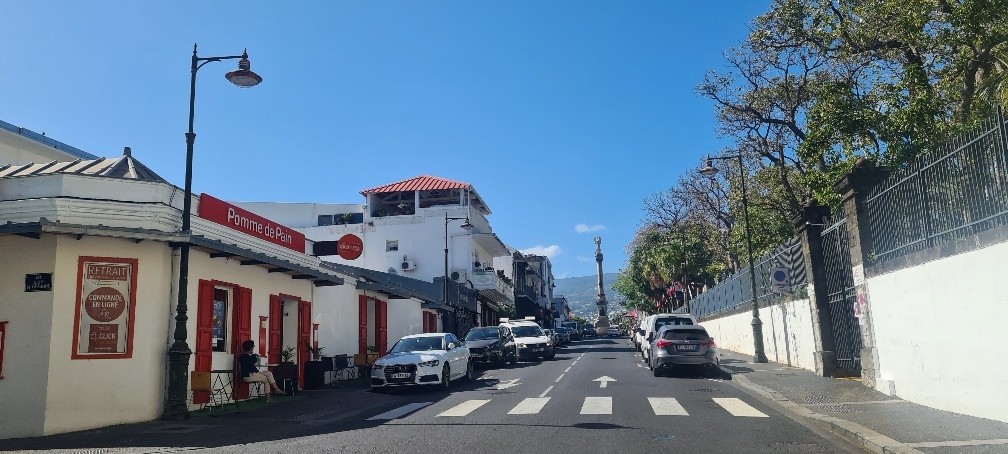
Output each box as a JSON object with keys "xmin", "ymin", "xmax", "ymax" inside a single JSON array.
[{"xmin": 820, "ymin": 207, "xmax": 862, "ymax": 376}]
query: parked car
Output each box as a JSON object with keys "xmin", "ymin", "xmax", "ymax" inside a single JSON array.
[
  {"xmin": 640, "ymin": 313, "xmax": 697, "ymax": 365},
  {"xmin": 501, "ymin": 318, "xmax": 555, "ymax": 360},
  {"xmin": 607, "ymin": 326, "xmax": 621, "ymax": 337},
  {"xmin": 648, "ymin": 324, "xmax": 719, "ymax": 377},
  {"xmin": 553, "ymin": 327, "xmax": 570, "ymax": 346},
  {"xmin": 632, "ymin": 318, "xmax": 645, "ymax": 350},
  {"xmin": 561, "ymin": 322, "xmax": 582, "ymax": 341},
  {"xmin": 370, "ymin": 333, "xmax": 473, "ymax": 391},
  {"xmin": 464, "ymin": 326, "xmax": 516, "ymax": 367},
  {"xmin": 544, "ymin": 329, "xmax": 560, "ymax": 348}
]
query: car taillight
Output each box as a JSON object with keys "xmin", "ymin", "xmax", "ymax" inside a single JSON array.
[
  {"xmin": 701, "ymin": 338, "xmax": 716, "ymax": 347},
  {"xmin": 654, "ymin": 339, "xmax": 673, "ymax": 348}
]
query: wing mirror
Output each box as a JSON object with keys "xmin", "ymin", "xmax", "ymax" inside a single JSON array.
[{"xmin": 447, "ymin": 342, "xmax": 457, "ymax": 350}]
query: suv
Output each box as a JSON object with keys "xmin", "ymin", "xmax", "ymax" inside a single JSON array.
[
  {"xmin": 500, "ymin": 318, "xmax": 555, "ymax": 361},
  {"xmin": 582, "ymin": 324, "xmax": 596, "ymax": 337},
  {"xmin": 464, "ymin": 325, "xmax": 517, "ymax": 367},
  {"xmin": 639, "ymin": 313, "xmax": 698, "ymax": 365}
]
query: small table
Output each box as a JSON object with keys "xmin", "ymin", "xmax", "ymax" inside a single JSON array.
[{"xmin": 206, "ymin": 369, "xmax": 239, "ymax": 413}]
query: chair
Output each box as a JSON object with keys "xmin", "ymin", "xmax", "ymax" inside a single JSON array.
[
  {"xmin": 273, "ymin": 362, "xmax": 298, "ymax": 395},
  {"xmin": 332, "ymin": 354, "xmax": 356, "ymax": 380},
  {"xmin": 320, "ymin": 356, "xmax": 335, "ymax": 386},
  {"xmin": 191, "ymin": 370, "xmax": 234, "ymax": 415},
  {"xmin": 232, "ymin": 356, "xmax": 266, "ymax": 403}
]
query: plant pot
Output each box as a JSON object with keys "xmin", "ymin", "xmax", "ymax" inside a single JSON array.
[{"xmin": 303, "ymin": 360, "xmax": 324, "ymax": 390}]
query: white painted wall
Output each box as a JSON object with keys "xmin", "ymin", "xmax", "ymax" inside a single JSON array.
[
  {"xmin": 699, "ymin": 297, "xmax": 817, "ymax": 372},
  {"xmin": 866, "ymin": 241, "xmax": 1008, "ymax": 423},
  {"xmin": 313, "ymin": 285, "xmax": 360, "ymax": 357},
  {"xmin": 386, "ymin": 298, "xmax": 423, "ymax": 351}
]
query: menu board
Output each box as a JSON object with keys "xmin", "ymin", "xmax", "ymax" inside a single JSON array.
[{"xmin": 72, "ymin": 257, "xmax": 138, "ymax": 359}]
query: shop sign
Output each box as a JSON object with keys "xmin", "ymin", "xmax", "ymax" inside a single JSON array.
[
  {"xmin": 198, "ymin": 193, "xmax": 306, "ymax": 253},
  {"xmin": 337, "ymin": 234, "xmax": 364, "ymax": 260},
  {"xmin": 72, "ymin": 257, "xmax": 138, "ymax": 359},
  {"xmin": 25, "ymin": 273, "xmax": 52, "ymax": 292}
]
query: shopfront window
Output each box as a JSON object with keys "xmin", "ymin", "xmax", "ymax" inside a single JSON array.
[{"xmin": 212, "ymin": 288, "xmax": 230, "ymax": 352}]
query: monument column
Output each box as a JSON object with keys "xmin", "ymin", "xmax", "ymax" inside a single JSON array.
[{"xmin": 594, "ymin": 236, "xmax": 610, "ymax": 334}]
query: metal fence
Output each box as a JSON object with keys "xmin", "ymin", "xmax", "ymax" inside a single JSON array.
[
  {"xmin": 866, "ymin": 108, "xmax": 1008, "ymax": 264},
  {"xmin": 684, "ymin": 236, "xmax": 806, "ymax": 319}
]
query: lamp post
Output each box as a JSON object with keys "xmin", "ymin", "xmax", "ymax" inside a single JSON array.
[
  {"xmin": 164, "ymin": 44, "xmax": 262, "ymax": 420},
  {"xmin": 699, "ymin": 154, "xmax": 769, "ymax": 363},
  {"xmin": 443, "ymin": 213, "xmax": 473, "ymax": 336}
]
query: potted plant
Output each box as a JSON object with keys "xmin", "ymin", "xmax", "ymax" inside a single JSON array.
[
  {"xmin": 306, "ymin": 343, "xmax": 325, "ymax": 360},
  {"xmin": 303, "ymin": 342, "xmax": 326, "ymax": 390},
  {"xmin": 274, "ymin": 346, "xmax": 298, "ymax": 395},
  {"xmin": 366, "ymin": 345, "xmax": 380, "ymax": 364}
]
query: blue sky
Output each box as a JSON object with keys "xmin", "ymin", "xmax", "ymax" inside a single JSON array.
[{"xmin": 0, "ymin": 1, "xmax": 770, "ymax": 279}]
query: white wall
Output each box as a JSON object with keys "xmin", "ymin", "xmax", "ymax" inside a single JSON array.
[
  {"xmin": 700, "ymin": 297, "xmax": 817, "ymax": 372},
  {"xmin": 386, "ymin": 298, "xmax": 423, "ymax": 351},
  {"xmin": 866, "ymin": 241, "xmax": 1008, "ymax": 423},
  {"xmin": 312, "ymin": 285, "xmax": 360, "ymax": 357}
]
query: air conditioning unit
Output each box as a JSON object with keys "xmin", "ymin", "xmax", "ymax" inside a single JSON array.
[
  {"xmin": 450, "ymin": 269, "xmax": 468, "ymax": 282},
  {"xmin": 401, "ymin": 259, "xmax": 416, "ymax": 271}
]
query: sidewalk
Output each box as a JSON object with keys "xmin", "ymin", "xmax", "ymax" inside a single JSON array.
[{"xmin": 719, "ymin": 350, "xmax": 1008, "ymax": 454}]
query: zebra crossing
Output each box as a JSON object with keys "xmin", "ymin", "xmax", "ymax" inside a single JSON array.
[{"xmin": 369, "ymin": 395, "xmax": 769, "ymax": 420}]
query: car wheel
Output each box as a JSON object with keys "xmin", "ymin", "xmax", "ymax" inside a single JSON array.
[
  {"xmin": 509, "ymin": 347, "xmax": 518, "ymax": 365},
  {"xmin": 441, "ymin": 364, "xmax": 451, "ymax": 390},
  {"xmin": 652, "ymin": 364, "xmax": 661, "ymax": 377},
  {"xmin": 465, "ymin": 359, "xmax": 475, "ymax": 381},
  {"xmin": 547, "ymin": 347, "xmax": 556, "ymax": 360},
  {"xmin": 494, "ymin": 353, "xmax": 505, "ymax": 368}
]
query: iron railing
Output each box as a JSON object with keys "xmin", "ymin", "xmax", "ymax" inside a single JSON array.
[
  {"xmin": 685, "ymin": 236, "xmax": 806, "ymax": 319},
  {"xmin": 866, "ymin": 107, "xmax": 1008, "ymax": 264}
]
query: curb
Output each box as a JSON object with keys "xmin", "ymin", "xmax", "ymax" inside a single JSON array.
[{"xmin": 733, "ymin": 374, "xmax": 922, "ymax": 454}]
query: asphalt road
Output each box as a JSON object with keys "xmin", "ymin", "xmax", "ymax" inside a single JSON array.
[
  {"xmin": 219, "ymin": 337, "xmax": 862, "ymax": 453},
  {"xmin": 0, "ymin": 337, "xmax": 864, "ymax": 453}
]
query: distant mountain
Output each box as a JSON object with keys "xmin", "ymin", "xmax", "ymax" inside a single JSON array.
[{"xmin": 553, "ymin": 273, "xmax": 625, "ymax": 319}]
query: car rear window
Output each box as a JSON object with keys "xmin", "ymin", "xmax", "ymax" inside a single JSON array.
[
  {"xmin": 663, "ymin": 328, "xmax": 709, "ymax": 341},
  {"xmin": 654, "ymin": 317, "xmax": 693, "ymax": 330}
]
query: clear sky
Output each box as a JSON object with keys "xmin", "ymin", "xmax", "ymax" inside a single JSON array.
[{"xmin": 1, "ymin": 1, "xmax": 770, "ymax": 279}]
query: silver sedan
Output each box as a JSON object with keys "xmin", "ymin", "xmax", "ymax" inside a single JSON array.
[{"xmin": 647, "ymin": 324, "xmax": 719, "ymax": 377}]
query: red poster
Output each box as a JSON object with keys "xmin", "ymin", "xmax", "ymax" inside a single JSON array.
[
  {"xmin": 72, "ymin": 257, "xmax": 138, "ymax": 359},
  {"xmin": 198, "ymin": 193, "xmax": 306, "ymax": 253}
]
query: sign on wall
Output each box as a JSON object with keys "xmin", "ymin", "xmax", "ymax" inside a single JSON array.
[
  {"xmin": 198, "ymin": 193, "xmax": 307, "ymax": 253},
  {"xmin": 72, "ymin": 257, "xmax": 138, "ymax": 359},
  {"xmin": 769, "ymin": 267, "xmax": 791, "ymax": 294},
  {"xmin": 337, "ymin": 234, "xmax": 364, "ymax": 260}
]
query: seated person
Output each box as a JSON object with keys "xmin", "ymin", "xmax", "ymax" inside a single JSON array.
[{"xmin": 238, "ymin": 340, "xmax": 287, "ymax": 401}]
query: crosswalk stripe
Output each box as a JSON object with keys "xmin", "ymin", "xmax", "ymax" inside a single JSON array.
[
  {"xmin": 438, "ymin": 399, "xmax": 490, "ymax": 417},
  {"xmin": 648, "ymin": 397, "xmax": 689, "ymax": 416},
  {"xmin": 713, "ymin": 397, "xmax": 768, "ymax": 417},
  {"xmin": 580, "ymin": 397, "xmax": 612, "ymax": 414},
  {"xmin": 509, "ymin": 397, "xmax": 551, "ymax": 414},
  {"xmin": 367, "ymin": 402, "xmax": 433, "ymax": 420}
]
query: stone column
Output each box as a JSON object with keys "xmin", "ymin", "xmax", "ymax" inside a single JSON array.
[
  {"xmin": 833, "ymin": 159, "xmax": 890, "ymax": 390},
  {"xmin": 792, "ymin": 200, "xmax": 836, "ymax": 377}
]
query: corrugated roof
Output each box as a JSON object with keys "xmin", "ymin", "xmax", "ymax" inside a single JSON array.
[
  {"xmin": 360, "ymin": 175, "xmax": 472, "ymax": 195},
  {"xmin": 0, "ymin": 148, "xmax": 166, "ymax": 183}
]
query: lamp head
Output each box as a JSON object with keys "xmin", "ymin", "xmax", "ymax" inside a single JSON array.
[
  {"xmin": 460, "ymin": 217, "xmax": 473, "ymax": 231},
  {"xmin": 699, "ymin": 158, "xmax": 719, "ymax": 178},
  {"xmin": 225, "ymin": 50, "xmax": 262, "ymax": 88}
]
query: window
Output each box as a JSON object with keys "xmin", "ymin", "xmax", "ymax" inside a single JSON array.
[
  {"xmin": 663, "ymin": 328, "xmax": 710, "ymax": 341},
  {"xmin": 211, "ymin": 288, "xmax": 230, "ymax": 352},
  {"xmin": 386, "ymin": 240, "xmax": 398, "ymax": 252},
  {"xmin": 317, "ymin": 215, "xmax": 334, "ymax": 226}
]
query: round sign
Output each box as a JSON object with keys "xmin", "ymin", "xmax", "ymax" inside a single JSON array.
[
  {"xmin": 84, "ymin": 286, "xmax": 126, "ymax": 322},
  {"xmin": 773, "ymin": 270, "xmax": 787, "ymax": 283},
  {"xmin": 337, "ymin": 234, "xmax": 364, "ymax": 260}
]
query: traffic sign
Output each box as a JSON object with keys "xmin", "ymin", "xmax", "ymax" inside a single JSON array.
[{"xmin": 769, "ymin": 267, "xmax": 791, "ymax": 294}]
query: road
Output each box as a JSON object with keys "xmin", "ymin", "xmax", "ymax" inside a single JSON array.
[{"xmin": 228, "ymin": 337, "xmax": 860, "ymax": 453}]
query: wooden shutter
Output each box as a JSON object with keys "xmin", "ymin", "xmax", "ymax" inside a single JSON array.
[
  {"xmin": 298, "ymin": 299, "xmax": 311, "ymax": 388},
  {"xmin": 268, "ymin": 295, "xmax": 282, "ymax": 364},
  {"xmin": 193, "ymin": 280, "xmax": 215, "ymax": 404},
  {"xmin": 233, "ymin": 287, "xmax": 252, "ymax": 400},
  {"xmin": 376, "ymin": 300, "xmax": 388, "ymax": 356},
  {"xmin": 358, "ymin": 296, "xmax": 368, "ymax": 355}
]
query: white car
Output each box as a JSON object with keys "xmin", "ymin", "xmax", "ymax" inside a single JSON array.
[
  {"xmin": 500, "ymin": 318, "xmax": 555, "ymax": 361},
  {"xmin": 370, "ymin": 332, "xmax": 473, "ymax": 390}
]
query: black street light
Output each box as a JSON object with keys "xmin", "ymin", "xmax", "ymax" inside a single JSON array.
[
  {"xmin": 443, "ymin": 213, "xmax": 473, "ymax": 336},
  {"xmin": 699, "ymin": 154, "xmax": 769, "ymax": 363},
  {"xmin": 164, "ymin": 44, "xmax": 262, "ymax": 420}
]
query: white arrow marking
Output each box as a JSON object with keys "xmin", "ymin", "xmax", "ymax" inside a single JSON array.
[
  {"xmin": 593, "ymin": 376, "xmax": 617, "ymax": 388},
  {"xmin": 496, "ymin": 379, "xmax": 520, "ymax": 390}
]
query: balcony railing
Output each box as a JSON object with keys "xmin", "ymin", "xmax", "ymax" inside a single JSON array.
[{"xmin": 471, "ymin": 268, "xmax": 513, "ymax": 304}]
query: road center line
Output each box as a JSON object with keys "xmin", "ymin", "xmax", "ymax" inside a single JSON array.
[
  {"xmin": 564, "ymin": 366, "xmax": 571, "ymax": 373},
  {"xmin": 539, "ymin": 386, "xmax": 553, "ymax": 397},
  {"xmin": 555, "ymin": 373, "xmax": 565, "ymax": 383}
]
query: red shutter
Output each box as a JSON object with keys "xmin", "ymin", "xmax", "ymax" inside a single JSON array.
[
  {"xmin": 298, "ymin": 299, "xmax": 311, "ymax": 388},
  {"xmin": 233, "ymin": 287, "xmax": 252, "ymax": 400},
  {"xmin": 193, "ymin": 280, "xmax": 215, "ymax": 404},
  {"xmin": 268, "ymin": 295, "xmax": 282, "ymax": 364},
  {"xmin": 358, "ymin": 296, "xmax": 368, "ymax": 355},
  {"xmin": 376, "ymin": 299, "xmax": 388, "ymax": 356}
]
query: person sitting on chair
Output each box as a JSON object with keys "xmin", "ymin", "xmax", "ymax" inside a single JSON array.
[{"xmin": 238, "ymin": 340, "xmax": 286, "ymax": 401}]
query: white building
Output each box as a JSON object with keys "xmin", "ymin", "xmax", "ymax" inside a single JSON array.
[{"xmin": 238, "ymin": 175, "xmax": 515, "ymax": 334}]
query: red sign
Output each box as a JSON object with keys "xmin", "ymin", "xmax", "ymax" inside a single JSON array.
[
  {"xmin": 198, "ymin": 194, "xmax": 306, "ymax": 253},
  {"xmin": 337, "ymin": 234, "xmax": 363, "ymax": 260},
  {"xmin": 87, "ymin": 324, "xmax": 119, "ymax": 353},
  {"xmin": 84, "ymin": 287, "xmax": 126, "ymax": 322},
  {"xmin": 72, "ymin": 257, "xmax": 137, "ymax": 360}
]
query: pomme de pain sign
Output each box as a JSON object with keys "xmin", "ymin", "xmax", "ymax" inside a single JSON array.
[{"xmin": 199, "ymin": 194, "xmax": 306, "ymax": 253}]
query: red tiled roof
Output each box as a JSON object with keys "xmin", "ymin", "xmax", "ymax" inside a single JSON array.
[{"xmin": 360, "ymin": 175, "xmax": 473, "ymax": 195}]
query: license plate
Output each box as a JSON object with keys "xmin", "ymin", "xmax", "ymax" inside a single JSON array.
[
  {"xmin": 533, "ymin": 347, "xmax": 542, "ymax": 352},
  {"xmin": 392, "ymin": 372, "xmax": 410, "ymax": 379},
  {"xmin": 677, "ymin": 344, "xmax": 698, "ymax": 351}
]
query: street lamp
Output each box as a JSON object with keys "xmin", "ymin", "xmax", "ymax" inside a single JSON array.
[
  {"xmin": 164, "ymin": 44, "xmax": 262, "ymax": 420},
  {"xmin": 699, "ymin": 154, "xmax": 769, "ymax": 363},
  {"xmin": 444, "ymin": 213, "xmax": 473, "ymax": 336}
]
